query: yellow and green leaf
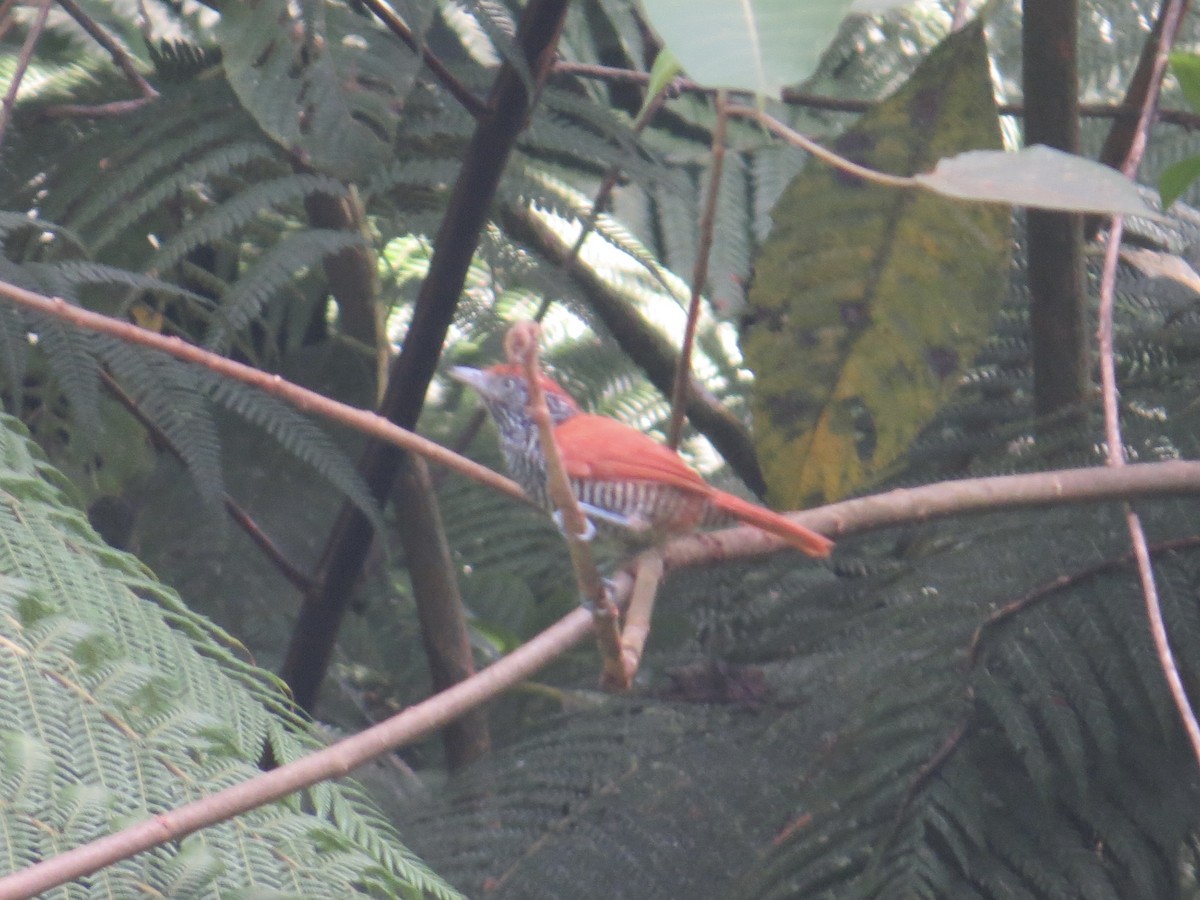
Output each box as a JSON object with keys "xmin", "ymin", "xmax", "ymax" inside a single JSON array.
[{"xmin": 743, "ymin": 23, "xmax": 1012, "ymax": 507}]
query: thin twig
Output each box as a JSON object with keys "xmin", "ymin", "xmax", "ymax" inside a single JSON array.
[
  {"xmin": 357, "ymin": 0, "xmax": 488, "ymax": 119},
  {"xmin": 533, "ymin": 89, "xmax": 668, "ymax": 323},
  {"xmin": 616, "ymin": 551, "xmax": 664, "ymax": 680},
  {"xmin": 949, "ymin": 0, "xmax": 972, "ymax": 31},
  {"xmin": 667, "ymin": 89, "xmax": 728, "ymax": 450},
  {"xmin": 726, "ymin": 103, "xmax": 914, "ymax": 189},
  {"xmin": 99, "ymin": 372, "xmax": 316, "ymax": 593},
  {"xmin": 967, "ymin": 535, "xmax": 1200, "ymax": 666},
  {"xmin": 0, "ymin": 0, "xmax": 52, "ymax": 150},
  {"xmin": 1093, "ymin": 0, "xmax": 1200, "ymax": 768},
  {"xmin": 504, "ymin": 322, "xmax": 625, "ymax": 686},
  {"xmin": 46, "ymin": 0, "xmax": 159, "ymax": 118},
  {"xmin": 552, "ymin": 60, "xmax": 1200, "ymax": 130}
]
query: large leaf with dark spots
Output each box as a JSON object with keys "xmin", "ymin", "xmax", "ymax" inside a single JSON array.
[
  {"xmin": 217, "ymin": 0, "xmax": 431, "ymax": 182},
  {"xmin": 742, "ymin": 23, "xmax": 1011, "ymax": 507}
]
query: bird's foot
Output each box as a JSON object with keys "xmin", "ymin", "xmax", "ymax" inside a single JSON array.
[{"xmin": 552, "ymin": 509, "xmax": 597, "ymax": 542}]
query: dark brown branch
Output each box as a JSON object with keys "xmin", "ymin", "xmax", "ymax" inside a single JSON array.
[
  {"xmin": 1098, "ymin": 0, "xmax": 1192, "ymax": 172},
  {"xmin": 499, "ymin": 204, "xmax": 769, "ymax": 497},
  {"xmin": 1023, "ymin": 0, "xmax": 1088, "ymax": 425},
  {"xmin": 358, "ymin": 0, "xmax": 489, "ymax": 119},
  {"xmin": 393, "ymin": 455, "xmax": 490, "ymax": 769},
  {"xmin": 281, "ymin": 0, "xmax": 573, "ymax": 712}
]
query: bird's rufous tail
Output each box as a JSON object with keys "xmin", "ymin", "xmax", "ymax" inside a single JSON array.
[{"xmin": 709, "ymin": 490, "xmax": 834, "ymax": 557}]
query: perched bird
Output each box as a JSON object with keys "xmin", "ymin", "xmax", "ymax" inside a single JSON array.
[{"xmin": 451, "ymin": 363, "xmax": 833, "ymax": 557}]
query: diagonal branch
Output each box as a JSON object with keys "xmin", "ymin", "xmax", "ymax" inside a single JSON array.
[{"xmin": 0, "ymin": 278, "xmax": 528, "ymax": 504}]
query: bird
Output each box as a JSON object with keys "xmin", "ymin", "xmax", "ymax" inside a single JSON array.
[{"xmin": 450, "ymin": 363, "xmax": 834, "ymax": 557}]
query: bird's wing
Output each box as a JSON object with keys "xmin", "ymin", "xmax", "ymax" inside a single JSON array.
[{"xmin": 553, "ymin": 415, "xmax": 712, "ymax": 494}]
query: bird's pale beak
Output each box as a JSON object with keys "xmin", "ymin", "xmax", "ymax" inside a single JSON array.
[{"xmin": 448, "ymin": 365, "xmax": 489, "ymax": 395}]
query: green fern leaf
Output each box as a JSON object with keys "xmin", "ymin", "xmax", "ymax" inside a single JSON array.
[
  {"xmin": 93, "ymin": 336, "xmax": 225, "ymax": 505},
  {"xmin": 0, "ymin": 415, "xmax": 459, "ymax": 896},
  {"xmin": 151, "ymin": 174, "xmax": 348, "ymax": 272},
  {"xmin": 201, "ymin": 369, "xmax": 382, "ymax": 528},
  {"xmin": 206, "ymin": 229, "xmax": 364, "ymax": 350}
]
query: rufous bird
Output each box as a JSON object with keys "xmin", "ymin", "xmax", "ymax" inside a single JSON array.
[{"xmin": 450, "ymin": 363, "xmax": 834, "ymax": 557}]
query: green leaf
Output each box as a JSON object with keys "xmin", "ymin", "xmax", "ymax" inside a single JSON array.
[
  {"xmin": 743, "ymin": 24, "xmax": 1011, "ymax": 506},
  {"xmin": 1169, "ymin": 51, "xmax": 1200, "ymax": 113},
  {"xmin": 641, "ymin": 48, "xmax": 682, "ymax": 118},
  {"xmin": 913, "ymin": 145, "xmax": 1160, "ymax": 217},
  {"xmin": 638, "ymin": 0, "xmax": 857, "ymax": 97},
  {"xmin": 217, "ymin": 0, "xmax": 429, "ymax": 182},
  {"xmin": 0, "ymin": 415, "xmax": 459, "ymax": 897},
  {"xmin": 1158, "ymin": 153, "xmax": 1200, "ymax": 209}
]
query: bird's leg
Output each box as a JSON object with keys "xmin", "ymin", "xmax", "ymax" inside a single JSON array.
[{"xmin": 605, "ymin": 551, "xmax": 665, "ymax": 690}]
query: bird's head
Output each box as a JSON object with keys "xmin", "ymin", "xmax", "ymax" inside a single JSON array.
[{"xmin": 450, "ymin": 363, "xmax": 580, "ymax": 424}]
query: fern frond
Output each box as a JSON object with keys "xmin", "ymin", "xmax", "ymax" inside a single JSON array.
[
  {"xmin": 93, "ymin": 335, "xmax": 225, "ymax": 504},
  {"xmin": 151, "ymin": 174, "xmax": 347, "ymax": 272},
  {"xmin": 200, "ymin": 369, "xmax": 381, "ymax": 527},
  {"xmin": 0, "ymin": 416, "xmax": 460, "ymax": 896},
  {"xmin": 88, "ymin": 141, "xmax": 282, "ymax": 253},
  {"xmin": 31, "ymin": 314, "xmax": 103, "ymax": 437},
  {"xmin": 205, "ymin": 229, "xmax": 364, "ymax": 350},
  {"xmin": 23, "ymin": 260, "xmax": 215, "ymax": 314},
  {"xmin": 66, "ymin": 120, "xmax": 262, "ymax": 242},
  {"xmin": 456, "ymin": 0, "xmax": 532, "ymax": 88}
]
